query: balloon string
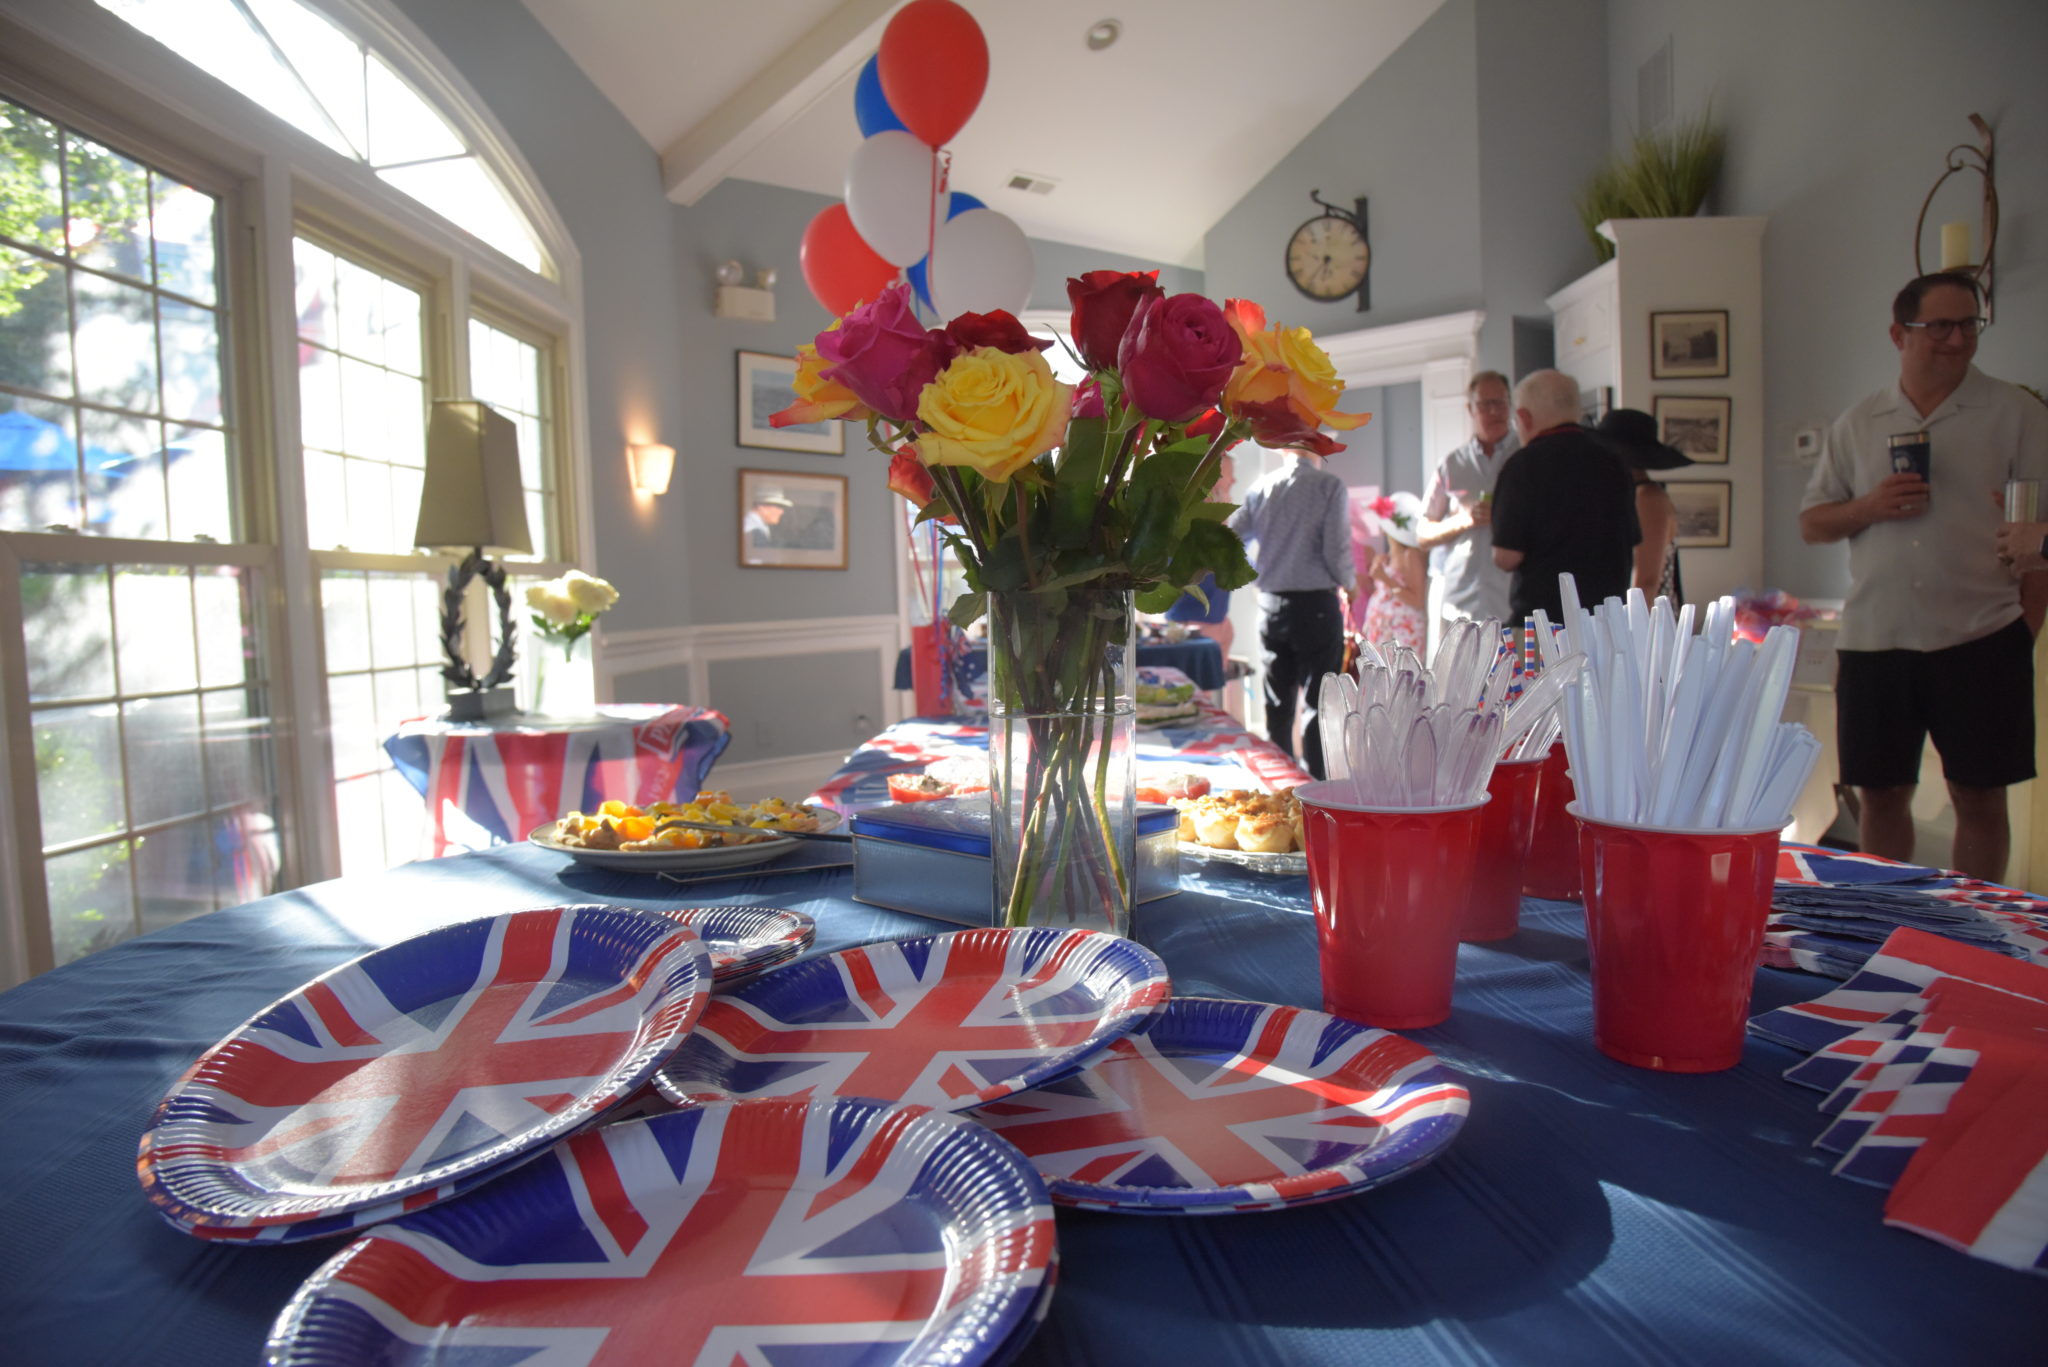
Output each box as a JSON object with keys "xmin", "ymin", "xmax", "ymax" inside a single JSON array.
[{"xmin": 925, "ymin": 146, "xmax": 951, "ymax": 316}]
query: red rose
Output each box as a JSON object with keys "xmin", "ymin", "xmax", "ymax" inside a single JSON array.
[
  {"xmin": 1071, "ymin": 378, "xmax": 1105, "ymax": 419},
  {"xmin": 943, "ymin": 310, "xmax": 1050, "ymax": 355},
  {"xmin": 1066, "ymin": 269, "xmax": 1162, "ymax": 372},
  {"xmin": 816, "ymin": 283, "xmax": 957, "ymax": 424},
  {"xmin": 1117, "ymin": 293, "xmax": 1243, "ymax": 423}
]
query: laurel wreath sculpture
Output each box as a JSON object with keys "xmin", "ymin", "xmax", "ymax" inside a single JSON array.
[{"xmin": 438, "ymin": 549, "xmax": 518, "ymax": 693}]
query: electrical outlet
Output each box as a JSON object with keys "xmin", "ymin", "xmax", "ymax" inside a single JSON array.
[
  {"xmin": 1793, "ymin": 426, "xmax": 1823, "ymax": 464},
  {"xmin": 852, "ymin": 713, "xmax": 872, "ymax": 735}
]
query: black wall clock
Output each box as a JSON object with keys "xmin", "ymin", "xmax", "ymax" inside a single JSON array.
[{"xmin": 1285, "ymin": 191, "xmax": 1370, "ymax": 311}]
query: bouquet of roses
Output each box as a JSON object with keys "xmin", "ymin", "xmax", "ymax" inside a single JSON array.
[
  {"xmin": 525, "ymin": 569, "xmax": 619, "ymax": 657},
  {"xmin": 771, "ymin": 271, "xmax": 1369, "ymax": 628},
  {"xmin": 773, "ymin": 271, "xmax": 1368, "ymax": 933}
]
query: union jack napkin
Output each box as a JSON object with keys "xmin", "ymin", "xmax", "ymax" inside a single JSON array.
[
  {"xmin": 1760, "ymin": 847, "xmax": 2048, "ymax": 980},
  {"xmin": 1748, "ymin": 927, "xmax": 2048, "ymax": 1274}
]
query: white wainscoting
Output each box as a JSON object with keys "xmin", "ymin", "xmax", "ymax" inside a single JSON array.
[{"xmin": 597, "ymin": 613, "xmax": 905, "ymax": 795}]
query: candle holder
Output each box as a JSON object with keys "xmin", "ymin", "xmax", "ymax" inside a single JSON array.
[{"xmin": 1912, "ymin": 113, "xmax": 1997, "ymax": 318}]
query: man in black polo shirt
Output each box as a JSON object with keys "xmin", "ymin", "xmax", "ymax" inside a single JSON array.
[{"xmin": 1490, "ymin": 369, "xmax": 1639, "ymax": 619}]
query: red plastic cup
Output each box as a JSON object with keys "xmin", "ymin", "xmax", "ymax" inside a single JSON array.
[
  {"xmin": 1461, "ymin": 755, "xmax": 1545, "ymax": 942},
  {"xmin": 1298, "ymin": 780, "xmax": 1488, "ymax": 1029},
  {"xmin": 1521, "ymin": 742, "xmax": 1581, "ymax": 900},
  {"xmin": 1572, "ymin": 805, "xmax": 1781, "ymax": 1072}
]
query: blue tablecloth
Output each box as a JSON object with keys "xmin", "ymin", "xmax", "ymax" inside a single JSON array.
[
  {"xmin": 0, "ymin": 846, "xmax": 2039, "ymax": 1365},
  {"xmin": 893, "ymin": 637, "xmax": 1227, "ymax": 693}
]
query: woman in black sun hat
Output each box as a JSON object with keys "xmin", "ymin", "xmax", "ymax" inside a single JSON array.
[{"xmin": 1596, "ymin": 408, "xmax": 1694, "ymax": 603}]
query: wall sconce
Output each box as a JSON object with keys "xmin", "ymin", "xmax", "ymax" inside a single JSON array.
[
  {"xmin": 1913, "ymin": 113, "xmax": 1998, "ymax": 316},
  {"xmin": 628, "ymin": 442, "xmax": 675, "ymax": 496},
  {"xmin": 713, "ymin": 259, "xmax": 777, "ymax": 321}
]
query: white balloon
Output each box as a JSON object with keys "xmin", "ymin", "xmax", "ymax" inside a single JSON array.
[
  {"xmin": 928, "ymin": 209, "xmax": 1034, "ymax": 319},
  {"xmin": 844, "ymin": 130, "xmax": 940, "ymax": 267}
]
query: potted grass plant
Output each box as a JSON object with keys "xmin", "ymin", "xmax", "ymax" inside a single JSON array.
[{"xmin": 1577, "ymin": 110, "xmax": 1727, "ymax": 262}]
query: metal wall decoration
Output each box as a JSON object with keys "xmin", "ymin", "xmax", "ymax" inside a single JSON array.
[{"xmin": 1912, "ymin": 113, "xmax": 1997, "ymax": 316}]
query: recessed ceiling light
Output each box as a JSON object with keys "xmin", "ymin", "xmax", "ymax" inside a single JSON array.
[{"xmin": 1086, "ymin": 19, "xmax": 1121, "ymax": 51}]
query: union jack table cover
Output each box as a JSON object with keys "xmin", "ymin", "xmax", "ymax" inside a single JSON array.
[
  {"xmin": 266, "ymin": 1098, "xmax": 1058, "ymax": 1367},
  {"xmin": 1745, "ymin": 926, "xmax": 2048, "ymax": 1275},
  {"xmin": 383, "ymin": 703, "xmax": 732, "ymax": 856},
  {"xmin": 657, "ymin": 904, "xmax": 815, "ymax": 984},
  {"xmin": 969, "ymin": 997, "xmax": 1470, "ymax": 1213},
  {"xmin": 808, "ymin": 710, "xmax": 1311, "ymax": 816},
  {"xmin": 139, "ymin": 905, "xmax": 712, "ymax": 1236},
  {"xmin": 653, "ymin": 927, "xmax": 1170, "ymax": 1113}
]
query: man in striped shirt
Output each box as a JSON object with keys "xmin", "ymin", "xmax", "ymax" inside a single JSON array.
[{"xmin": 1228, "ymin": 448, "xmax": 1357, "ymax": 778}]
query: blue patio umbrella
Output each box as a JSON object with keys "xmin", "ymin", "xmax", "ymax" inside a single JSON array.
[{"xmin": 0, "ymin": 407, "xmax": 136, "ymax": 473}]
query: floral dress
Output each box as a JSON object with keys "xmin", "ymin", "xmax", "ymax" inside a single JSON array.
[{"xmin": 1362, "ymin": 560, "xmax": 1427, "ymax": 653}]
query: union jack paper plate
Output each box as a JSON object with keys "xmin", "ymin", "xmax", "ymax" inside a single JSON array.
[
  {"xmin": 970, "ymin": 996, "xmax": 1470, "ymax": 1213},
  {"xmin": 265, "ymin": 1097, "xmax": 1057, "ymax": 1367},
  {"xmin": 652, "ymin": 927, "xmax": 1171, "ymax": 1113},
  {"xmin": 140, "ymin": 905, "xmax": 713, "ymax": 1234},
  {"xmin": 657, "ymin": 904, "xmax": 816, "ymax": 983}
]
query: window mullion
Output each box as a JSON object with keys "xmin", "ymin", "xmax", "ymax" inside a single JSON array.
[{"xmin": 0, "ymin": 537, "xmax": 55, "ymax": 987}]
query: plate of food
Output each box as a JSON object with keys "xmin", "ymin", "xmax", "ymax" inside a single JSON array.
[
  {"xmin": 528, "ymin": 791, "xmax": 840, "ymax": 872},
  {"xmin": 1174, "ymin": 788, "xmax": 1307, "ymax": 874}
]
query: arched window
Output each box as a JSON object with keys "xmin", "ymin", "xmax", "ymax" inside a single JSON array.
[
  {"xmin": 96, "ymin": 0, "xmax": 550, "ymax": 274},
  {"xmin": 0, "ymin": 0, "xmax": 585, "ymax": 982}
]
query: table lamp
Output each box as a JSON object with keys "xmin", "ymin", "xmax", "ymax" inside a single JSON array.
[{"xmin": 414, "ymin": 399, "xmax": 532, "ymax": 721}]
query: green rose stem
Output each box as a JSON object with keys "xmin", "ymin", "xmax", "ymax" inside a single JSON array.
[{"xmin": 991, "ymin": 589, "xmax": 1132, "ymax": 932}]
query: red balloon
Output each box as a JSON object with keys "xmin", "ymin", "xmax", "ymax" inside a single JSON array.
[
  {"xmin": 800, "ymin": 203, "xmax": 898, "ymax": 317},
  {"xmin": 877, "ymin": 0, "xmax": 988, "ymax": 148}
]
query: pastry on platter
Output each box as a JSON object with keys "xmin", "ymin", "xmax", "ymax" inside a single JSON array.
[{"xmin": 1173, "ymin": 788, "xmax": 1304, "ymax": 855}]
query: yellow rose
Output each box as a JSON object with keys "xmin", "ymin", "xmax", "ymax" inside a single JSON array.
[{"xmin": 914, "ymin": 348, "xmax": 1072, "ymax": 484}]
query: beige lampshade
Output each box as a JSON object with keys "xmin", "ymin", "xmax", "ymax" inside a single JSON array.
[{"xmin": 413, "ymin": 400, "xmax": 533, "ymax": 553}]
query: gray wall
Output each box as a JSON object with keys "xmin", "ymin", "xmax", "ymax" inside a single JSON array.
[
  {"xmin": 1203, "ymin": 0, "xmax": 1484, "ymax": 339},
  {"xmin": 1605, "ymin": 0, "xmax": 2048, "ymax": 600},
  {"xmin": 390, "ymin": 0, "xmax": 697, "ymax": 637},
  {"xmin": 1383, "ymin": 382, "xmax": 1426, "ymax": 497},
  {"xmin": 670, "ymin": 177, "xmax": 900, "ymax": 629},
  {"xmin": 1475, "ymin": 0, "xmax": 1611, "ymax": 375}
]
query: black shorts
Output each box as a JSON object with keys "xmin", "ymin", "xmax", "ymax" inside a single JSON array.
[{"xmin": 1835, "ymin": 617, "xmax": 2036, "ymax": 790}]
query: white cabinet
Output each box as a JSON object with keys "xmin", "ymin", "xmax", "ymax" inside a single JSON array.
[{"xmin": 1546, "ymin": 216, "xmax": 1767, "ymax": 607}]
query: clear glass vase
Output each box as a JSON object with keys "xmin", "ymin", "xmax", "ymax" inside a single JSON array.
[
  {"xmin": 986, "ymin": 587, "xmax": 1137, "ymax": 938},
  {"xmin": 530, "ymin": 632, "xmax": 597, "ymax": 719}
]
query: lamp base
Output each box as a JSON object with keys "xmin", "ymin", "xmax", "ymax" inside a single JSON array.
[{"xmin": 444, "ymin": 686, "xmax": 517, "ymax": 723}]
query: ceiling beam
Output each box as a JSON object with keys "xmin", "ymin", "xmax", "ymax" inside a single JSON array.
[{"xmin": 660, "ymin": 0, "xmax": 896, "ymax": 205}]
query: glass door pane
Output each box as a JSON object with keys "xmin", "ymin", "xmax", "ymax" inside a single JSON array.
[{"xmin": 20, "ymin": 559, "xmax": 281, "ymax": 965}]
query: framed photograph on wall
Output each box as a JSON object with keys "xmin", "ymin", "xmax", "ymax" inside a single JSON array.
[
  {"xmin": 1649, "ymin": 309, "xmax": 1729, "ymax": 380},
  {"xmin": 738, "ymin": 468, "xmax": 848, "ymax": 570},
  {"xmin": 736, "ymin": 351, "xmax": 843, "ymax": 454},
  {"xmin": 1653, "ymin": 394, "xmax": 1732, "ymax": 464},
  {"xmin": 1667, "ymin": 480, "xmax": 1732, "ymax": 549}
]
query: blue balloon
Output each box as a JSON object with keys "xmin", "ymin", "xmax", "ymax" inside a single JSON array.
[
  {"xmin": 907, "ymin": 192, "xmax": 987, "ymax": 311},
  {"xmin": 854, "ymin": 55, "xmax": 907, "ymax": 138}
]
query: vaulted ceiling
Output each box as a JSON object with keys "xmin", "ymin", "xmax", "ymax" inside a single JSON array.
[{"xmin": 519, "ymin": 0, "xmax": 1444, "ymax": 268}]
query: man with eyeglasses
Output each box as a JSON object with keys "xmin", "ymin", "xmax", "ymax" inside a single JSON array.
[
  {"xmin": 1418, "ymin": 370, "xmax": 1520, "ymax": 635},
  {"xmin": 1799, "ymin": 271, "xmax": 2048, "ymax": 883}
]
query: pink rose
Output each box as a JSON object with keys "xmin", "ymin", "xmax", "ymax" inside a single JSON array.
[
  {"xmin": 1117, "ymin": 293, "xmax": 1243, "ymax": 423},
  {"xmin": 1066, "ymin": 270, "xmax": 1163, "ymax": 372},
  {"xmin": 816, "ymin": 283, "xmax": 956, "ymax": 424}
]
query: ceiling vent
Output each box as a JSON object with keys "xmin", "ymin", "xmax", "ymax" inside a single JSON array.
[{"xmin": 1006, "ymin": 172, "xmax": 1059, "ymax": 195}]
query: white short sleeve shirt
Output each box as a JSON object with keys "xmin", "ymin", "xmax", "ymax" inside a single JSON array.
[{"xmin": 1801, "ymin": 366, "xmax": 2048, "ymax": 652}]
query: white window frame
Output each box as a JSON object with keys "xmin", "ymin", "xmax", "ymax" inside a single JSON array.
[{"xmin": 0, "ymin": 0, "xmax": 590, "ymax": 984}]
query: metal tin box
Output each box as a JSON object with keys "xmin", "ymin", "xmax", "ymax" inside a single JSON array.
[{"xmin": 850, "ymin": 798, "xmax": 1180, "ymax": 926}]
